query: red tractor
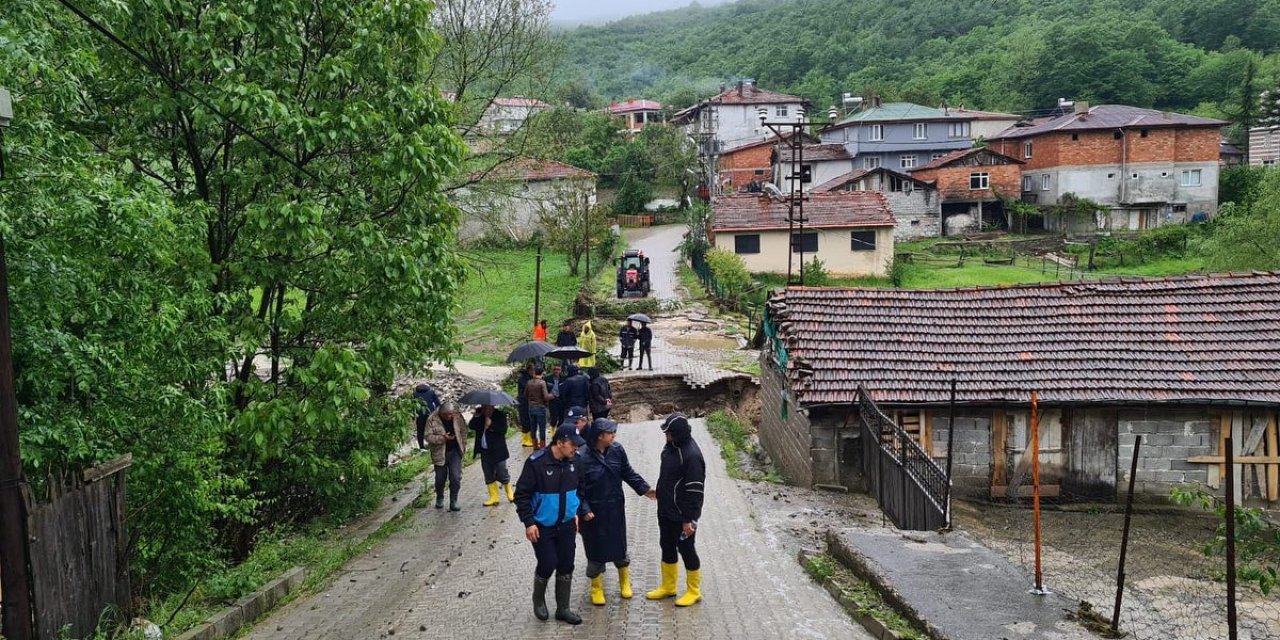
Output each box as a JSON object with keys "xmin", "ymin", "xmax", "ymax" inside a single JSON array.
[{"xmin": 615, "ymin": 249, "xmax": 651, "ymax": 298}]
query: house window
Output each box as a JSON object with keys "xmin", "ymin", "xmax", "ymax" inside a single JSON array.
[
  {"xmin": 791, "ymin": 232, "xmax": 818, "ymax": 253},
  {"xmin": 1041, "ymin": 174, "xmax": 1051, "ymax": 190},
  {"xmin": 1172, "ymin": 204, "xmax": 1187, "ymax": 213},
  {"xmin": 1072, "ymin": 133, "xmax": 1079, "ymax": 141},
  {"xmin": 1024, "ymin": 141, "xmax": 1033, "ymax": 159},
  {"xmin": 1022, "ymin": 176, "xmax": 1033, "ymax": 192},
  {"xmin": 851, "ymin": 231, "xmax": 877, "ymax": 251},
  {"xmin": 889, "ymin": 176, "xmax": 913, "ymax": 193},
  {"xmin": 901, "ymin": 155, "xmax": 918, "ymax": 169},
  {"xmin": 1114, "ymin": 131, "xmax": 1124, "ymax": 140},
  {"xmin": 948, "ymin": 121, "xmax": 969, "ymax": 138},
  {"xmin": 1140, "ymin": 129, "xmax": 1149, "ymax": 138},
  {"xmin": 1107, "ymin": 173, "xmax": 1116, "ymax": 179},
  {"xmin": 869, "ymin": 124, "xmax": 884, "ymax": 141},
  {"xmin": 734, "ymin": 234, "xmax": 761, "ymax": 255},
  {"xmin": 931, "ymin": 153, "xmax": 944, "ymax": 161},
  {"xmin": 913, "ymin": 123, "xmax": 927, "ymax": 140},
  {"xmin": 864, "ymin": 156, "xmax": 881, "ymax": 169},
  {"xmin": 776, "ymin": 105, "xmax": 789, "ymax": 117},
  {"xmin": 969, "ymin": 172, "xmax": 990, "ymax": 189},
  {"xmin": 800, "ymin": 164, "xmax": 813, "ymax": 183},
  {"xmin": 1265, "ymin": 159, "xmax": 1277, "ymax": 166},
  {"xmin": 754, "ymin": 169, "xmax": 765, "ymax": 176},
  {"xmin": 1180, "ymin": 169, "xmax": 1202, "ymax": 187}
]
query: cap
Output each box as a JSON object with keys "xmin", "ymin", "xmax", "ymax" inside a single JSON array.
[
  {"xmin": 592, "ymin": 418, "xmax": 618, "ymax": 434},
  {"xmin": 552, "ymin": 425, "xmax": 586, "ymax": 446},
  {"xmin": 566, "ymin": 406, "xmax": 588, "ymax": 421}
]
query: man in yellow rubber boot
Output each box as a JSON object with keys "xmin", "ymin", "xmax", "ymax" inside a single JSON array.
[
  {"xmin": 469, "ymin": 404, "xmax": 514, "ymax": 506},
  {"xmin": 579, "ymin": 418, "xmax": 656, "ymax": 605},
  {"xmin": 645, "ymin": 413, "xmax": 706, "ymax": 606}
]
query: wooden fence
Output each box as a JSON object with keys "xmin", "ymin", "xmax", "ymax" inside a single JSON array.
[
  {"xmin": 24, "ymin": 455, "xmax": 132, "ymax": 639},
  {"xmin": 615, "ymin": 213, "xmax": 655, "ymax": 227}
]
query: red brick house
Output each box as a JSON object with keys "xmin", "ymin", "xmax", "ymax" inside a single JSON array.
[
  {"xmin": 908, "ymin": 147, "xmax": 1023, "ymax": 234},
  {"xmin": 717, "ymin": 132, "xmax": 816, "ymax": 194},
  {"xmin": 988, "ymin": 104, "xmax": 1225, "ymax": 231}
]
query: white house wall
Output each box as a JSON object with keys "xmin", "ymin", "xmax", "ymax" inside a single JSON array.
[
  {"xmin": 718, "ymin": 227, "xmax": 893, "ymax": 277},
  {"xmin": 1040, "ymin": 161, "xmax": 1219, "ymax": 228},
  {"xmin": 455, "ymin": 179, "xmax": 597, "ymax": 242}
]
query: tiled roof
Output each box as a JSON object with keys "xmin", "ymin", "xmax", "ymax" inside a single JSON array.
[
  {"xmin": 989, "ymin": 105, "xmax": 1225, "ymax": 140},
  {"xmin": 1220, "ymin": 141, "xmax": 1245, "ymax": 156},
  {"xmin": 712, "ymin": 192, "xmax": 894, "ymax": 232},
  {"xmin": 811, "ymin": 167, "xmax": 930, "ymax": 192},
  {"xmin": 766, "ymin": 274, "xmax": 1280, "ymax": 406},
  {"xmin": 827, "ymin": 102, "xmax": 972, "ymax": 129},
  {"xmin": 483, "ymin": 158, "xmax": 595, "ymax": 183},
  {"xmin": 608, "ymin": 99, "xmax": 662, "ymax": 114},
  {"xmin": 672, "ymin": 84, "xmax": 809, "ymax": 121},
  {"xmin": 775, "ymin": 143, "xmax": 852, "ymax": 162},
  {"xmin": 912, "ymin": 147, "xmax": 1022, "ymax": 172},
  {"xmin": 493, "ymin": 97, "xmax": 551, "ymax": 108},
  {"xmin": 721, "ymin": 131, "xmax": 817, "ymax": 154}
]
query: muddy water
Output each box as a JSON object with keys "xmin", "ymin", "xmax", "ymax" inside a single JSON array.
[{"xmin": 666, "ymin": 335, "xmax": 740, "ymax": 350}]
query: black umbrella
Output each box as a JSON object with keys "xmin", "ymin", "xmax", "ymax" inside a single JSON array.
[
  {"xmin": 546, "ymin": 345, "xmax": 592, "ymax": 361},
  {"xmin": 627, "ymin": 313, "xmax": 653, "ymax": 324},
  {"xmin": 506, "ymin": 340, "xmax": 556, "ymax": 363},
  {"xmin": 459, "ymin": 388, "xmax": 516, "ymax": 406}
]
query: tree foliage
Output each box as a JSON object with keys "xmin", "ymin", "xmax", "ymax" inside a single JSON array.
[
  {"xmin": 705, "ymin": 247, "xmax": 750, "ymax": 295},
  {"xmin": 1172, "ymin": 484, "xmax": 1280, "ymax": 595},
  {"xmin": 1201, "ymin": 169, "xmax": 1280, "ymax": 271},
  {"xmin": 535, "ymin": 183, "xmax": 613, "ymax": 276}
]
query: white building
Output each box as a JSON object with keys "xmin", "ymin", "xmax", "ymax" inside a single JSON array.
[
  {"xmin": 454, "ymin": 158, "xmax": 596, "ymax": 242},
  {"xmin": 671, "ymin": 81, "xmax": 809, "ymax": 155},
  {"xmin": 476, "ymin": 97, "xmax": 551, "ymax": 135},
  {"xmin": 1250, "ymin": 126, "xmax": 1280, "ymax": 167}
]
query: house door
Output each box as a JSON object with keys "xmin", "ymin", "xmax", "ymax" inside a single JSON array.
[
  {"xmin": 1064, "ymin": 409, "xmax": 1118, "ymax": 499},
  {"xmin": 992, "ymin": 409, "xmax": 1064, "ymax": 498}
]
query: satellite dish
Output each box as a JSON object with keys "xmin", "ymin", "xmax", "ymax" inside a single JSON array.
[{"xmin": 762, "ymin": 182, "xmax": 785, "ymax": 201}]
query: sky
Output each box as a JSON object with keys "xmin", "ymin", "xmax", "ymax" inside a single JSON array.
[{"xmin": 550, "ymin": 0, "xmax": 735, "ymax": 24}]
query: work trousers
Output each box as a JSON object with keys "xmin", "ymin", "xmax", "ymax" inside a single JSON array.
[
  {"xmin": 657, "ymin": 517, "xmax": 700, "ymax": 571},
  {"xmin": 479, "ymin": 455, "xmax": 510, "ymax": 485},
  {"xmin": 532, "ymin": 523, "xmax": 577, "ymax": 579},
  {"xmin": 433, "ymin": 449, "xmax": 463, "ymax": 499}
]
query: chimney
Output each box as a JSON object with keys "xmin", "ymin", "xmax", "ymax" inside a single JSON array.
[
  {"xmin": 737, "ymin": 80, "xmax": 744, "ymax": 97},
  {"xmin": 871, "ymin": 95, "xmax": 882, "ymax": 109},
  {"xmin": 1073, "ymin": 101, "xmax": 1090, "ymax": 115}
]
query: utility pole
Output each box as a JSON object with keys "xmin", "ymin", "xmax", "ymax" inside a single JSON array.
[
  {"xmin": 533, "ymin": 244, "xmax": 543, "ymax": 331},
  {"xmin": 0, "ymin": 84, "xmax": 36, "ymax": 640},
  {"xmin": 758, "ymin": 106, "xmax": 816, "ymax": 286}
]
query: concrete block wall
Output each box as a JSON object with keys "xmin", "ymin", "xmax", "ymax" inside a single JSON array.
[
  {"xmin": 757, "ymin": 356, "xmax": 813, "ymax": 487},
  {"xmin": 1117, "ymin": 409, "xmax": 1213, "ymax": 498},
  {"xmin": 883, "ymin": 190, "xmax": 940, "ymax": 240},
  {"xmin": 928, "ymin": 412, "xmax": 993, "ymax": 497}
]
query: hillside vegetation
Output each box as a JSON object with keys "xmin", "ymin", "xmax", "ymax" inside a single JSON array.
[{"xmin": 559, "ymin": 0, "xmax": 1280, "ymax": 138}]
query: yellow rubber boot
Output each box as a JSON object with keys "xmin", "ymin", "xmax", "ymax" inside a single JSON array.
[
  {"xmin": 645, "ymin": 562, "xmax": 679, "ymax": 600},
  {"xmin": 674, "ymin": 569, "xmax": 702, "ymax": 607},
  {"xmin": 521, "ymin": 431, "xmax": 534, "ymax": 447},
  {"xmin": 589, "ymin": 575, "xmax": 606, "ymax": 605},
  {"xmin": 504, "ymin": 482, "xmax": 515, "ymax": 503},
  {"xmin": 482, "ymin": 482, "xmax": 500, "ymax": 507},
  {"xmin": 618, "ymin": 566, "xmax": 633, "ymax": 599}
]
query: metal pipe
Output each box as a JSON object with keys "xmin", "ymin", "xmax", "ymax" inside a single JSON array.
[
  {"xmin": 1111, "ymin": 435, "xmax": 1142, "ymax": 632},
  {"xmin": 944, "ymin": 379, "xmax": 957, "ymax": 528},
  {"xmin": 1031, "ymin": 390, "xmax": 1046, "ymax": 594},
  {"xmin": 1225, "ymin": 436, "xmax": 1239, "ymax": 640}
]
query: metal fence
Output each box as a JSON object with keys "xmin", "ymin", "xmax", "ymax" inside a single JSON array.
[{"xmin": 856, "ymin": 385, "xmax": 949, "ymax": 531}]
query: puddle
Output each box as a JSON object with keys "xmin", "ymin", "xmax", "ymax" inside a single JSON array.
[{"xmin": 667, "ymin": 335, "xmax": 740, "ymax": 350}]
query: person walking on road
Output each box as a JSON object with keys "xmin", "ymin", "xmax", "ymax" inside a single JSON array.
[
  {"xmin": 559, "ymin": 365, "xmax": 590, "ymax": 415},
  {"xmin": 588, "ymin": 369, "xmax": 614, "ymax": 420},
  {"xmin": 526, "ymin": 366, "xmax": 551, "ymax": 449},
  {"xmin": 514, "ymin": 425, "xmax": 591, "ymax": 625},
  {"xmin": 413, "ymin": 383, "xmax": 442, "ymax": 450},
  {"xmin": 578, "ymin": 320, "xmax": 598, "ymax": 368},
  {"xmin": 618, "ymin": 320, "xmax": 637, "ymax": 369},
  {"xmin": 470, "ymin": 404, "xmax": 514, "ymax": 506},
  {"xmin": 645, "ymin": 413, "xmax": 706, "ymax": 606},
  {"xmin": 637, "ymin": 322, "xmax": 653, "ymax": 370},
  {"xmin": 579, "ymin": 418, "xmax": 655, "ymax": 605},
  {"xmin": 546, "ymin": 362, "xmax": 566, "ymax": 428},
  {"xmin": 517, "ymin": 362, "xmax": 535, "ymax": 448},
  {"xmin": 425, "ymin": 402, "xmax": 468, "ymax": 511}
]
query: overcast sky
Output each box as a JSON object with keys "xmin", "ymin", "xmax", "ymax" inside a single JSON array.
[{"xmin": 550, "ymin": 0, "xmax": 735, "ymax": 24}]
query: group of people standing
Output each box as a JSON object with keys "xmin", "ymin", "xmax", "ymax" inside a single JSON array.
[{"xmin": 617, "ymin": 318, "xmax": 653, "ymax": 370}]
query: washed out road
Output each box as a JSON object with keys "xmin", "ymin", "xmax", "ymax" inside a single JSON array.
[{"xmin": 244, "ymin": 418, "xmax": 870, "ymax": 639}]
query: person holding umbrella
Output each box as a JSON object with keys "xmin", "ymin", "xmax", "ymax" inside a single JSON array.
[
  {"xmin": 425, "ymin": 402, "xmax": 468, "ymax": 511},
  {"xmin": 637, "ymin": 321, "xmax": 654, "ymax": 371},
  {"xmin": 579, "ymin": 418, "xmax": 655, "ymax": 605},
  {"xmin": 470, "ymin": 404, "xmax": 514, "ymax": 506},
  {"xmin": 618, "ymin": 320, "xmax": 637, "ymax": 370}
]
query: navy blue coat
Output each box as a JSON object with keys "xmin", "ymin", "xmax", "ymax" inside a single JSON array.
[
  {"xmin": 559, "ymin": 372, "xmax": 590, "ymax": 411},
  {"xmin": 579, "ymin": 442, "xmax": 649, "ymax": 563},
  {"xmin": 469, "ymin": 410, "xmax": 510, "ymax": 462}
]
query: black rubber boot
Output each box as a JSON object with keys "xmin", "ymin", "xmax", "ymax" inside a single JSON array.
[
  {"xmin": 554, "ymin": 574, "xmax": 582, "ymax": 625},
  {"xmin": 532, "ymin": 575, "xmax": 550, "ymax": 621},
  {"xmin": 434, "ymin": 494, "xmax": 444, "ymax": 509},
  {"xmin": 449, "ymin": 488, "xmax": 461, "ymax": 511}
]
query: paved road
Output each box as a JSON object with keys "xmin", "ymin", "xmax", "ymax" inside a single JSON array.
[
  {"xmin": 623, "ymin": 224, "xmax": 686, "ymax": 302},
  {"xmin": 245, "ymin": 418, "xmax": 870, "ymax": 640}
]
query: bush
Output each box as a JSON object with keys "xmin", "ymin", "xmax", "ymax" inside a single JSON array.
[
  {"xmin": 705, "ymin": 248, "xmax": 751, "ymax": 295},
  {"xmin": 800, "ymin": 257, "xmax": 830, "ymax": 287}
]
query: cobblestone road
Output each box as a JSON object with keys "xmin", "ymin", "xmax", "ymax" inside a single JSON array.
[{"xmin": 245, "ymin": 418, "xmax": 870, "ymax": 640}]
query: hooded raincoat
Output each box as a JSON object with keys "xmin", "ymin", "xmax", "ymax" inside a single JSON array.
[
  {"xmin": 578, "ymin": 321, "xmax": 597, "ymax": 368},
  {"xmin": 579, "ymin": 423, "xmax": 650, "ymax": 563}
]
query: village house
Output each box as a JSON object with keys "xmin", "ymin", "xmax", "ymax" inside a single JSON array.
[
  {"xmin": 908, "ymin": 147, "xmax": 1024, "ymax": 234},
  {"xmin": 770, "ymin": 143, "xmax": 855, "ymax": 193},
  {"xmin": 818, "ymin": 99, "xmax": 988, "ymax": 171},
  {"xmin": 475, "ymin": 96, "xmax": 551, "ymax": 135},
  {"xmin": 945, "ymin": 107, "xmax": 1022, "ymax": 141},
  {"xmin": 988, "ymin": 103, "xmax": 1225, "ymax": 231},
  {"xmin": 710, "ymin": 192, "xmax": 895, "ymax": 277},
  {"xmin": 607, "ymin": 99, "xmax": 664, "ymax": 135},
  {"xmin": 1220, "ymin": 140, "xmax": 1246, "ymax": 167},
  {"xmin": 671, "ymin": 81, "xmax": 809, "ymax": 156},
  {"xmin": 758, "ymin": 274, "xmax": 1280, "ymax": 505},
  {"xmin": 453, "ymin": 158, "xmax": 596, "ymax": 242},
  {"xmin": 1249, "ymin": 125, "xmax": 1280, "ymax": 167},
  {"xmin": 813, "ymin": 167, "xmax": 940, "ymax": 240},
  {"xmin": 716, "ymin": 131, "xmax": 817, "ymax": 193}
]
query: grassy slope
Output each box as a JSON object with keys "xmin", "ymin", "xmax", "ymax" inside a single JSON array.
[{"xmin": 456, "ymin": 248, "xmax": 585, "ymax": 364}]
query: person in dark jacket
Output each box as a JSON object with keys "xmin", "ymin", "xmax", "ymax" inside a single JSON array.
[
  {"xmin": 645, "ymin": 413, "xmax": 705, "ymax": 606},
  {"xmin": 517, "ymin": 362, "xmax": 535, "ymax": 448},
  {"xmin": 588, "ymin": 369, "xmax": 613, "ymax": 419},
  {"xmin": 559, "ymin": 365, "xmax": 590, "ymax": 413},
  {"xmin": 636, "ymin": 322, "xmax": 653, "ymax": 370},
  {"xmin": 470, "ymin": 404, "xmax": 514, "ymax": 506},
  {"xmin": 564, "ymin": 405, "xmax": 590, "ymax": 435},
  {"xmin": 514, "ymin": 425, "xmax": 590, "ymax": 625},
  {"xmin": 618, "ymin": 320, "xmax": 637, "ymax": 369},
  {"xmin": 579, "ymin": 418, "xmax": 655, "ymax": 605},
  {"xmin": 546, "ymin": 363, "xmax": 567, "ymax": 428},
  {"xmin": 413, "ymin": 383, "xmax": 442, "ymax": 450}
]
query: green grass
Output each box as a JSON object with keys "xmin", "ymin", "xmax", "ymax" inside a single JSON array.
[
  {"xmin": 705, "ymin": 410, "xmax": 780, "ymax": 482},
  {"xmin": 457, "ymin": 248, "xmax": 587, "ymax": 363},
  {"xmin": 802, "ymin": 553, "xmax": 928, "ymax": 640}
]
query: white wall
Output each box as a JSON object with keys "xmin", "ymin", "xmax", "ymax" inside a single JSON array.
[
  {"xmin": 455, "ymin": 178, "xmax": 597, "ymax": 242},
  {"xmin": 1040, "ymin": 161, "xmax": 1219, "ymax": 227},
  {"xmin": 775, "ymin": 158, "xmax": 856, "ymax": 192},
  {"xmin": 714, "ymin": 102, "xmax": 806, "ymax": 151},
  {"xmin": 717, "ymin": 226, "xmax": 893, "ymax": 277}
]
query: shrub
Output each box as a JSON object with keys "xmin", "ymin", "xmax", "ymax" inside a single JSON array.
[
  {"xmin": 801, "ymin": 257, "xmax": 830, "ymax": 287},
  {"xmin": 705, "ymin": 248, "xmax": 751, "ymax": 295}
]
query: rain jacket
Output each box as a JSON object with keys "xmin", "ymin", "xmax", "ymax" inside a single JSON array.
[
  {"xmin": 588, "ymin": 373, "xmax": 613, "ymax": 417},
  {"xmin": 578, "ymin": 321, "xmax": 597, "ymax": 368},
  {"xmin": 579, "ymin": 433, "xmax": 649, "ymax": 563},
  {"xmin": 559, "ymin": 370, "xmax": 590, "ymax": 411},
  {"xmin": 656, "ymin": 415, "xmax": 705, "ymax": 523},
  {"xmin": 425, "ymin": 409, "xmax": 468, "ymax": 466},
  {"xmin": 515, "ymin": 449, "xmax": 590, "ymax": 528},
  {"xmin": 469, "ymin": 409, "xmax": 510, "ymax": 462}
]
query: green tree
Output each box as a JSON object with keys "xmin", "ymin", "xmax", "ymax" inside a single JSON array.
[
  {"xmin": 536, "ymin": 184, "xmax": 613, "ymax": 276},
  {"xmin": 705, "ymin": 248, "xmax": 750, "ymax": 295},
  {"xmin": 1202, "ymin": 169, "xmax": 1280, "ymax": 271}
]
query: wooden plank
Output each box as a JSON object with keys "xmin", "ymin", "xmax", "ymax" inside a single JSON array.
[
  {"xmin": 1233, "ymin": 412, "xmax": 1245, "ymax": 503},
  {"xmin": 991, "ymin": 485, "xmax": 1062, "ymax": 498},
  {"xmin": 1268, "ymin": 413, "xmax": 1279, "ymax": 502},
  {"xmin": 81, "ymin": 453, "xmax": 132, "ymax": 484},
  {"xmin": 1188, "ymin": 455, "xmax": 1280, "ymax": 464},
  {"xmin": 993, "ymin": 409, "xmax": 1007, "ymax": 486},
  {"xmin": 921, "ymin": 409, "xmax": 933, "ymax": 457}
]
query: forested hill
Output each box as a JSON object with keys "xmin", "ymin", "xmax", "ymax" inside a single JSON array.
[{"xmin": 558, "ymin": 0, "xmax": 1280, "ymax": 126}]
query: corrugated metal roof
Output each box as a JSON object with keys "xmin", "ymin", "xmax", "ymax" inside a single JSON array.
[
  {"xmin": 766, "ymin": 274, "xmax": 1280, "ymax": 406},
  {"xmin": 608, "ymin": 99, "xmax": 662, "ymax": 114}
]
